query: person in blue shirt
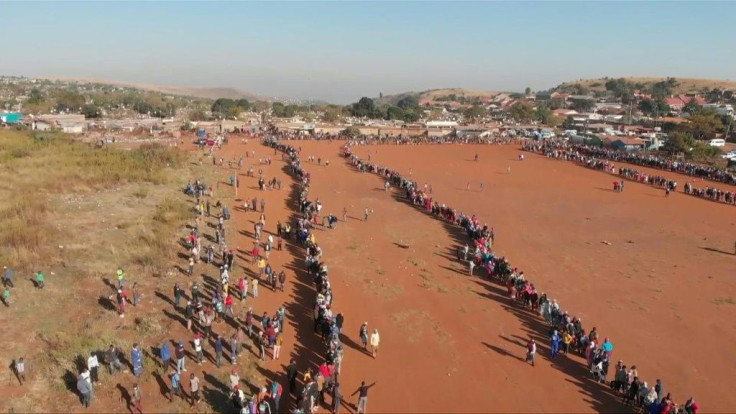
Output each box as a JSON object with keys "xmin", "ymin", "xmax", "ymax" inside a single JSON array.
[
  {"xmin": 160, "ymin": 341, "xmax": 171, "ymax": 373},
  {"xmin": 3, "ymin": 267, "xmax": 13, "ymax": 288},
  {"xmin": 550, "ymin": 330, "xmax": 560, "ymax": 358},
  {"xmin": 131, "ymin": 343, "xmax": 143, "ymax": 377},
  {"xmin": 170, "ymin": 371, "xmax": 181, "ymax": 401}
]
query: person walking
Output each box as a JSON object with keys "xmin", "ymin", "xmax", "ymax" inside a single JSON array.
[
  {"xmin": 87, "ymin": 352, "xmax": 100, "ymax": 384},
  {"xmin": 238, "ymin": 276, "xmax": 247, "ymax": 302},
  {"xmin": 364, "ymin": 208, "xmax": 370, "ymax": 221},
  {"xmin": 132, "ymin": 383, "xmax": 143, "ymax": 413},
  {"xmin": 550, "ymin": 330, "xmax": 560, "ymax": 358},
  {"xmin": 369, "ymin": 329, "xmax": 380, "ymax": 358},
  {"xmin": 351, "ymin": 381, "xmax": 375, "ymax": 414},
  {"xmin": 252, "ymin": 278, "xmax": 259, "ymax": 298},
  {"xmin": 273, "ymin": 332, "xmax": 283, "ymax": 360},
  {"xmin": 469, "ymin": 259, "xmax": 476, "ymax": 275},
  {"xmin": 2, "ymin": 286, "xmax": 10, "ymax": 307},
  {"xmin": 188, "ymin": 258, "xmax": 195, "ymax": 276},
  {"xmin": 115, "ymin": 289, "xmax": 127, "ymax": 318}
]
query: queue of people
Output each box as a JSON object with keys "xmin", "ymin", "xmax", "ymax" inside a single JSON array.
[
  {"xmin": 342, "ymin": 143, "xmax": 700, "ymax": 414},
  {"xmin": 524, "ymin": 140, "xmax": 736, "ymax": 206}
]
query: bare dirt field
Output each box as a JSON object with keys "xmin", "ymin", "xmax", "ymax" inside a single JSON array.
[
  {"xmin": 3, "ymin": 134, "xmax": 733, "ymax": 413},
  {"xmin": 285, "ymin": 140, "xmax": 736, "ymax": 412}
]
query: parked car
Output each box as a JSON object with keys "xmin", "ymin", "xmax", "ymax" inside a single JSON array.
[
  {"xmin": 720, "ymin": 150, "xmax": 736, "ymax": 160},
  {"xmin": 709, "ymin": 138, "xmax": 726, "ymax": 147}
]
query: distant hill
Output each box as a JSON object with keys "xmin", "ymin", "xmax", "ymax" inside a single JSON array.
[
  {"xmin": 41, "ymin": 76, "xmax": 273, "ymax": 101},
  {"xmin": 556, "ymin": 77, "xmax": 736, "ymax": 94},
  {"xmin": 376, "ymin": 88, "xmax": 503, "ymax": 106}
]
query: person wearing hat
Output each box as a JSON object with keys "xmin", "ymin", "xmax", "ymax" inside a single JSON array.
[
  {"xmin": 229, "ymin": 368, "xmax": 240, "ymax": 390},
  {"xmin": 175, "ymin": 341, "xmax": 187, "ymax": 373}
]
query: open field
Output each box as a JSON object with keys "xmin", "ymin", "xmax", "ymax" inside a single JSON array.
[
  {"xmin": 3, "ymin": 132, "xmax": 734, "ymax": 413},
  {"xmin": 288, "ymin": 140, "xmax": 736, "ymax": 412}
]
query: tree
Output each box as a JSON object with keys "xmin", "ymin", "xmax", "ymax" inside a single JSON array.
[
  {"xmin": 638, "ymin": 99, "xmax": 670, "ymax": 117},
  {"xmin": 322, "ymin": 107, "xmax": 341, "ymax": 122},
  {"xmin": 682, "ymin": 99, "xmax": 702, "ymax": 116},
  {"xmin": 386, "ymin": 106, "xmax": 405, "ymax": 120},
  {"xmin": 82, "ymin": 104, "xmax": 101, "ymax": 119},
  {"xmin": 188, "ymin": 109, "xmax": 208, "ymax": 122},
  {"xmin": 397, "ymin": 96, "xmax": 419, "ymax": 110},
  {"xmin": 604, "ymin": 78, "xmax": 634, "ymax": 101},
  {"xmin": 562, "ymin": 116, "xmax": 576, "ymax": 130},
  {"xmin": 571, "ymin": 98, "xmax": 595, "ymax": 112},
  {"xmin": 28, "ymin": 88, "xmax": 44, "ymax": 104},
  {"xmin": 681, "ymin": 111, "xmax": 723, "ymax": 140},
  {"xmin": 464, "ymin": 105, "xmax": 487, "ymax": 122},
  {"xmin": 509, "ymin": 102, "xmax": 535, "ymax": 123},
  {"xmin": 54, "ymin": 90, "xmax": 85, "ymax": 112},
  {"xmin": 351, "ymin": 97, "xmax": 376, "ymax": 118},
  {"xmin": 341, "ymin": 126, "xmax": 361, "ymax": 137},
  {"xmin": 524, "ymin": 87, "xmax": 531, "ymax": 95}
]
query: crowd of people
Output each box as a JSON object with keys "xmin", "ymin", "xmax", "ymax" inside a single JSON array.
[
  {"xmin": 524, "ymin": 140, "xmax": 736, "ymax": 206},
  {"xmin": 341, "ymin": 143, "xmax": 700, "ymax": 414}
]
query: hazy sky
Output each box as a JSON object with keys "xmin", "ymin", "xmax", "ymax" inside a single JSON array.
[{"xmin": 2, "ymin": 1, "xmax": 734, "ymax": 103}]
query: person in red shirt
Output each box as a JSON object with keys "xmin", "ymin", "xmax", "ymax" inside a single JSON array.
[{"xmin": 224, "ymin": 294, "xmax": 234, "ymax": 318}]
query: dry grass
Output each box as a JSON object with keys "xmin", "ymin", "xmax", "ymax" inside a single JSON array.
[
  {"xmin": 0, "ymin": 129, "xmax": 194, "ymax": 412},
  {"xmin": 561, "ymin": 77, "xmax": 736, "ymax": 94}
]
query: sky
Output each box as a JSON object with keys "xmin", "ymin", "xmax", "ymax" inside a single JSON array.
[{"xmin": 1, "ymin": 1, "xmax": 735, "ymax": 103}]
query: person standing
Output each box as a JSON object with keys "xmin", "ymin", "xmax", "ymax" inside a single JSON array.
[
  {"xmin": 175, "ymin": 341, "xmax": 187, "ymax": 373},
  {"xmin": 188, "ymin": 258, "xmax": 195, "ymax": 276},
  {"xmin": 170, "ymin": 371, "xmax": 182, "ymax": 401},
  {"xmin": 189, "ymin": 373, "xmax": 201, "ymax": 406},
  {"xmin": 364, "ymin": 208, "xmax": 370, "ymax": 221},
  {"xmin": 273, "ymin": 332, "xmax": 283, "ymax": 360},
  {"xmin": 360, "ymin": 323, "xmax": 369, "ymax": 350},
  {"xmin": 369, "ymin": 329, "xmax": 380, "ymax": 358},
  {"xmin": 115, "ymin": 289, "xmax": 127, "ymax": 318},
  {"xmin": 107, "ymin": 345, "xmax": 123, "ymax": 375},
  {"xmin": 194, "ymin": 334, "xmax": 204, "ymax": 365},
  {"xmin": 550, "ymin": 330, "xmax": 560, "ymax": 358},
  {"xmin": 174, "ymin": 283, "xmax": 184, "ymax": 308},
  {"xmin": 160, "ymin": 341, "xmax": 171, "ymax": 373},
  {"xmin": 271, "ymin": 380, "xmax": 283, "ymax": 412},
  {"xmin": 525, "ymin": 338, "xmax": 536, "ymax": 367},
  {"xmin": 2, "ymin": 266, "xmax": 13, "ymax": 288},
  {"xmin": 252, "ymin": 278, "xmax": 259, "ymax": 298},
  {"xmin": 116, "ymin": 267, "xmax": 125, "ymax": 289},
  {"xmin": 342, "ymin": 207, "xmax": 347, "ymax": 222},
  {"xmin": 332, "ymin": 381, "xmax": 342, "ymax": 414},
  {"xmin": 215, "ymin": 334, "xmax": 224, "ymax": 367},
  {"xmin": 132, "ymin": 383, "xmax": 143, "ymax": 413},
  {"xmin": 238, "ymin": 277, "xmax": 247, "ymax": 302},
  {"xmin": 77, "ymin": 372, "xmax": 93, "ymax": 408},
  {"xmin": 286, "ymin": 360, "xmax": 298, "ymax": 394},
  {"xmin": 351, "ymin": 381, "xmax": 375, "ymax": 414},
  {"xmin": 14, "ymin": 357, "xmax": 26, "ymax": 385},
  {"xmin": 131, "ymin": 343, "xmax": 143, "ymax": 377},
  {"xmin": 469, "ymin": 259, "xmax": 476, "ymax": 276},
  {"xmin": 35, "ymin": 270, "xmax": 45, "ymax": 289},
  {"xmin": 87, "ymin": 352, "xmax": 100, "ymax": 384}
]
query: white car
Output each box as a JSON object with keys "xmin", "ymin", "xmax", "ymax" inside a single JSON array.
[{"xmin": 721, "ymin": 151, "xmax": 736, "ymax": 160}]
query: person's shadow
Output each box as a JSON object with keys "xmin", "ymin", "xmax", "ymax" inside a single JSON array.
[{"xmin": 116, "ymin": 383, "xmax": 132, "ymax": 413}]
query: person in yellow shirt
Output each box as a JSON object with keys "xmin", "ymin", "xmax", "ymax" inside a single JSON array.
[
  {"xmin": 257, "ymin": 258, "xmax": 266, "ymax": 279},
  {"xmin": 562, "ymin": 331, "xmax": 573, "ymax": 356},
  {"xmin": 309, "ymin": 233, "xmax": 316, "ymax": 245}
]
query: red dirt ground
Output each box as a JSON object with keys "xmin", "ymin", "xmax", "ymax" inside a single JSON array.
[
  {"xmin": 14, "ymin": 138, "xmax": 731, "ymax": 413},
  {"xmin": 270, "ymin": 141, "xmax": 736, "ymax": 413}
]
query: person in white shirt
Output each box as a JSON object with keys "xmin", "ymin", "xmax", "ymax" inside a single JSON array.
[
  {"xmin": 87, "ymin": 352, "xmax": 100, "ymax": 384},
  {"xmin": 370, "ymin": 329, "xmax": 380, "ymax": 358}
]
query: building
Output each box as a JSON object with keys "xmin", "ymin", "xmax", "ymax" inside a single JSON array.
[
  {"xmin": 602, "ymin": 136, "xmax": 646, "ymax": 151},
  {"xmin": 702, "ymin": 104, "xmax": 734, "ymax": 117},
  {"xmin": 0, "ymin": 112, "xmax": 22, "ymax": 124}
]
